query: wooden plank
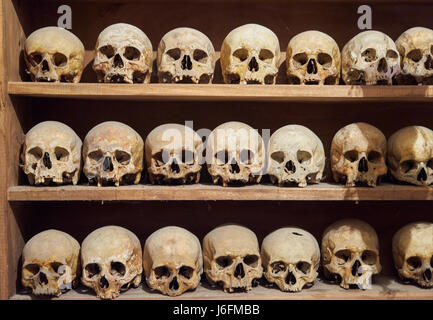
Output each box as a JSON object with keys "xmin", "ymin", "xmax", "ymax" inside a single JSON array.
[
  {"xmin": 10, "ymin": 276, "xmax": 433, "ymax": 300},
  {"xmin": 7, "ymin": 183, "xmax": 433, "ymax": 201}
]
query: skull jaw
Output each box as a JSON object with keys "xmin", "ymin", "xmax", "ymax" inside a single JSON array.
[
  {"xmin": 399, "ymin": 269, "xmax": 433, "ymax": 288},
  {"xmin": 206, "ymin": 272, "xmax": 258, "ymax": 293},
  {"xmin": 224, "ymin": 69, "xmax": 277, "ymax": 85},
  {"xmin": 211, "ymin": 172, "xmax": 261, "ymax": 187},
  {"xmin": 265, "ymin": 271, "xmax": 315, "ymax": 292},
  {"xmin": 287, "ymin": 71, "xmax": 339, "ymax": 85},
  {"xmin": 25, "ymin": 169, "xmax": 79, "ymax": 186},
  {"xmin": 332, "ymin": 164, "xmax": 386, "ymax": 187},
  {"xmin": 390, "ymin": 169, "xmax": 433, "ymax": 186},
  {"xmin": 269, "ymin": 169, "xmax": 322, "ymax": 188},
  {"xmin": 94, "ymin": 62, "xmax": 151, "ymax": 84},
  {"xmin": 158, "ymin": 70, "xmax": 213, "ymax": 84},
  {"xmin": 84, "ymin": 274, "xmax": 141, "ymax": 300},
  {"xmin": 147, "ymin": 274, "xmax": 200, "ymax": 297},
  {"xmin": 345, "ymin": 64, "xmax": 399, "ymax": 85},
  {"xmin": 148, "ymin": 171, "xmax": 200, "ymax": 185}
]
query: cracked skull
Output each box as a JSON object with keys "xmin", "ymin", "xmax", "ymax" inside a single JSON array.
[
  {"xmin": 143, "ymin": 226, "xmax": 203, "ymax": 296},
  {"xmin": 206, "ymin": 121, "xmax": 265, "ymax": 187},
  {"xmin": 387, "ymin": 126, "xmax": 433, "ymax": 186},
  {"xmin": 261, "ymin": 227, "xmax": 320, "ymax": 292},
  {"xmin": 268, "ymin": 125, "xmax": 325, "ymax": 187},
  {"xmin": 93, "ymin": 23, "xmax": 153, "ymax": 83},
  {"xmin": 393, "ymin": 222, "xmax": 433, "ymax": 288},
  {"xmin": 158, "ymin": 27, "xmax": 216, "ymax": 83},
  {"xmin": 322, "ymin": 219, "xmax": 382, "ymax": 290},
  {"xmin": 21, "ymin": 121, "xmax": 82, "ymax": 185},
  {"xmin": 342, "ymin": 30, "xmax": 400, "ymax": 85},
  {"xmin": 203, "ymin": 225, "xmax": 263, "ymax": 292},
  {"xmin": 331, "ymin": 122, "xmax": 387, "ymax": 187},
  {"xmin": 24, "ymin": 26, "xmax": 84, "ymax": 83},
  {"xmin": 81, "ymin": 226, "xmax": 142, "ymax": 300},
  {"xmin": 286, "ymin": 30, "xmax": 341, "ymax": 85},
  {"xmin": 83, "ymin": 121, "xmax": 144, "ymax": 186},
  {"xmin": 220, "ymin": 24, "xmax": 280, "ymax": 84},
  {"xmin": 395, "ymin": 27, "xmax": 433, "ymax": 85},
  {"xmin": 145, "ymin": 124, "xmax": 203, "ymax": 184},
  {"xmin": 22, "ymin": 230, "xmax": 80, "ymax": 297}
]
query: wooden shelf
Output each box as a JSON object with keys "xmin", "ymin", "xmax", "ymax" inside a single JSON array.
[
  {"xmin": 7, "ymin": 183, "xmax": 433, "ymax": 201},
  {"xmin": 8, "ymin": 82, "xmax": 433, "ymax": 102},
  {"xmin": 11, "ymin": 276, "xmax": 433, "ymax": 300}
]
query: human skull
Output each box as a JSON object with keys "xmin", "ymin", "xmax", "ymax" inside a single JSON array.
[
  {"xmin": 395, "ymin": 27, "xmax": 433, "ymax": 85},
  {"xmin": 143, "ymin": 226, "xmax": 203, "ymax": 296},
  {"xmin": 22, "ymin": 230, "xmax": 80, "ymax": 297},
  {"xmin": 93, "ymin": 23, "xmax": 153, "ymax": 83},
  {"xmin": 206, "ymin": 121, "xmax": 265, "ymax": 187},
  {"xmin": 83, "ymin": 121, "xmax": 144, "ymax": 186},
  {"xmin": 158, "ymin": 27, "xmax": 216, "ymax": 83},
  {"xmin": 220, "ymin": 24, "xmax": 280, "ymax": 84},
  {"xmin": 81, "ymin": 226, "xmax": 142, "ymax": 300},
  {"xmin": 24, "ymin": 26, "xmax": 84, "ymax": 83},
  {"xmin": 21, "ymin": 121, "xmax": 82, "ymax": 185},
  {"xmin": 331, "ymin": 122, "xmax": 387, "ymax": 187},
  {"xmin": 261, "ymin": 227, "xmax": 320, "ymax": 292},
  {"xmin": 203, "ymin": 225, "xmax": 263, "ymax": 293},
  {"xmin": 341, "ymin": 30, "xmax": 400, "ymax": 85},
  {"xmin": 392, "ymin": 222, "xmax": 433, "ymax": 288},
  {"xmin": 268, "ymin": 125, "xmax": 325, "ymax": 187},
  {"xmin": 322, "ymin": 219, "xmax": 382, "ymax": 290},
  {"xmin": 286, "ymin": 30, "xmax": 341, "ymax": 85},
  {"xmin": 387, "ymin": 126, "xmax": 433, "ymax": 186},
  {"xmin": 145, "ymin": 124, "xmax": 203, "ymax": 184}
]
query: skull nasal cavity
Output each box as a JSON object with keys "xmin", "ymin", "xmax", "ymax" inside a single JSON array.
[
  {"xmin": 181, "ymin": 55, "xmax": 193, "ymax": 70},
  {"xmin": 171, "ymin": 159, "xmax": 180, "ymax": 173},
  {"xmin": 425, "ymin": 55, "xmax": 433, "ymax": 70},
  {"xmin": 285, "ymin": 160, "xmax": 296, "ymax": 173},
  {"xmin": 99, "ymin": 276, "xmax": 109, "ymax": 289},
  {"xmin": 230, "ymin": 161, "xmax": 240, "ymax": 174},
  {"xmin": 249, "ymin": 57, "xmax": 259, "ymax": 72},
  {"xmin": 417, "ymin": 168, "xmax": 427, "ymax": 182},
  {"xmin": 43, "ymin": 152, "xmax": 52, "ymax": 169},
  {"xmin": 307, "ymin": 59, "xmax": 318, "ymax": 74},
  {"xmin": 42, "ymin": 59, "xmax": 50, "ymax": 72},
  {"xmin": 377, "ymin": 58, "xmax": 388, "ymax": 73},
  {"xmin": 351, "ymin": 260, "xmax": 362, "ymax": 276},
  {"xmin": 39, "ymin": 272, "xmax": 48, "ymax": 285},
  {"xmin": 234, "ymin": 263, "xmax": 245, "ymax": 279},
  {"xmin": 103, "ymin": 156, "xmax": 114, "ymax": 172},
  {"xmin": 358, "ymin": 157, "xmax": 368, "ymax": 172},
  {"xmin": 285, "ymin": 272, "xmax": 297, "ymax": 285},
  {"xmin": 423, "ymin": 268, "xmax": 432, "ymax": 282},
  {"xmin": 169, "ymin": 276, "xmax": 179, "ymax": 291},
  {"xmin": 113, "ymin": 54, "xmax": 124, "ymax": 68}
]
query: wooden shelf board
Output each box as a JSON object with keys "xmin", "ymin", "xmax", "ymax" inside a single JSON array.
[
  {"xmin": 10, "ymin": 277, "xmax": 433, "ymax": 300},
  {"xmin": 7, "ymin": 183, "xmax": 433, "ymax": 201},
  {"xmin": 8, "ymin": 82, "xmax": 433, "ymax": 102}
]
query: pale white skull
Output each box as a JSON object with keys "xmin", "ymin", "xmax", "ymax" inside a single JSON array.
[
  {"xmin": 286, "ymin": 30, "xmax": 341, "ymax": 85},
  {"xmin": 203, "ymin": 225, "xmax": 263, "ymax": 293},
  {"xmin": 145, "ymin": 124, "xmax": 203, "ymax": 184},
  {"xmin": 395, "ymin": 27, "xmax": 433, "ymax": 85},
  {"xmin": 81, "ymin": 226, "xmax": 142, "ymax": 300},
  {"xmin": 22, "ymin": 230, "xmax": 80, "ymax": 297},
  {"xmin": 143, "ymin": 226, "xmax": 203, "ymax": 296},
  {"xmin": 83, "ymin": 121, "xmax": 144, "ymax": 187},
  {"xmin": 24, "ymin": 26, "xmax": 84, "ymax": 83},
  {"xmin": 220, "ymin": 24, "xmax": 280, "ymax": 84},
  {"xmin": 158, "ymin": 27, "xmax": 216, "ymax": 83},
  {"xmin": 392, "ymin": 222, "xmax": 433, "ymax": 288},
  {"xmin": 322, "ymin": 219, "xmax": 381, "ymax": 290},
  {"xmin": 206, "ymin": 121, "xmax": 265, "ymax": 187},
  {"xmin": 93, "ymin": 23, "xmax": 153, "ymax": 83},
  {"xmin": 341, "ymin": 30, "xmax": 400, "ymax": 85},
  {"xmin": 268, "ymin": 125, "xmax": 325, "ymax": 187},
  {"xmin": 387, "ymin": 126, "xmax": 433, "ymax": 186},
  {"xmin": 21, "ymin": 121, "xmax": 82, "ymax": 185},
  {"xmin": 331, "ymin": 122, "xmax": 387, "ymax": 187},
  {"xmin": 261, "ymin": 227, "xmax": 320, "ymax": 292}
]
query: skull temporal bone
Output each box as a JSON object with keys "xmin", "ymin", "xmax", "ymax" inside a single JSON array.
[
  {"xmin": 158, "ymin": 27, "xmax": 216, "ymax": 83},
  {"xmin": 221, "ymin": 24, "xmax": 280, "ymax": 84},
  {"xmin": 143, "ymin": 226, "xmax": 203, "ymax": 296},
  {"xmin": 286, "ymin": 30, "xmax": 341, "ymax": 85}
]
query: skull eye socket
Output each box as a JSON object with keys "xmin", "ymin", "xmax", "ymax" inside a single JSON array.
[
  {"xmin": 240, "ymin": 149, "xmax": 254, "ymax": 165},
  {"xmin": 50, "ymin": 262, "xmax": 63, "ymax": 274},
  {"xmin": 85, "ymin": 263, "xmax": 101, "ymax": 278},
  {"xmin": 53, "ymin": 52, "xmax": 68, "ymax": 67},
  {"xmin": 270, "ymin": 261, "xmax": 286, "ymax": 274},
  {"xmin": 361, "ymin": 250, "xmax": 377, "ymax": 265},
  {"xmin": 99, "ymin": 45, "xmax": 115, "ymax": 59},
  {"xmin": 179, "ymin": 266, "xmax": 194, "ymax": 279},
  {"xmin": 407, "ymin": 49, "xmax": 422, "ymax": 62},
  {"xmin": 427, "ymin": 159, "xmax": 433, "ymax": 169},
  {"xmin": 181, "ymin": 149, "xmax": 195, "ymax": 164},
  {"xmin": 55, "ymin": 147, "xmax": 70, "ymax": 162},
  {"xmin": 216, "ymin": 256, "xmax": 233, "ymax": 269},
  {"xmin": 259, "ymin": 49, "xmax": 274, "ymax": 62},
  {"xmin": 401, "ymin": 160, "xmax": 416, "ymax": 173},
  {"xmin": 335, "ymin": 249, "xmax": 351, "ymax": 265},
  {"xmin": 193, "ymin": 49, "xmax": 208, "ymax": 63},
  {"xmin": 28, "ymin": 52, "xmax": 43, "ymax": 67},
  {"xmin": 430, "ymin": 256, "xmax": 433, "ymax": 268},
  {"xmin": 386, "ymin": 50, "xmax": 398, "ymax": 59},
  {"xmin": 362, "ymin": 48, "xmax": 377, "ymax": 62},
  {"xmin": 344, "ymin": 150, "xmax": 358, "ymax": 162},
  {"xmin": 166, "ymin": 48, "xmax": 181, "ymax": 61},
  {"xmin": 271, "ymin": 151, "xmax": 285, "ymax": 164},
  {"xmin": 123, "ymin": 46, "xmax": 141, "ymax": 61},
  {"xmin": 297, "ymin": 150, "xmax": 312, "ymax": 165},
  {"xmin": 28, "ymin": 147, "xmax": 43, "ymax": 160},
  {"xmin": 88, "ymin": 150, "xmax": 104, "ymax": 163},
  {"xmin": 153, "ymin": 150, "xmax": 171, "ymax": 166},
  {"xmin": 296, "ymin": 261, "xmax": 311, "ymax": 274},
  {"xmin": 110, "ymin": 261, "xmax": 126, "ymax": 277},
  {"xmin": 154, "ymin": 266, "xmax": 170, "ymax": 279},
  {"xmin": 318, "ymin": 53, "xmax": 333, "ymax": 67},
  {"xmin": 243, "ymin": 254, "xmax": 259, "ymax": 267},
  {"xmin": 233, "ymin": 48, "xmax": 249, "ymax": 62},
  {"xmin": 215, "ymin": 150, "xmax": 229, "ymax": 165},
  {"xmin": 115, "ymin": 150, "xmax": 131, "ymax": 165},
  {"xmin": 367, "ymin": 151, "xmax": 382, "ymax": 163},
  {"xmin": 23, "ymin": 264, "xmax": 40, "ymax": 277},
  {"xmin": 407, "ymin": 256, "xmax": 422, "ymax": 271},
  {"xmin": 293, "ymin": 53, "xmax": 308, "ymax": 67}
]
